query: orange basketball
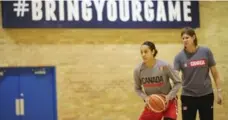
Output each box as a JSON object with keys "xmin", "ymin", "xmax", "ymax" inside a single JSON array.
[{"xmin": 147, "ymin": 94, "xmax": 167, "ymax": 113}]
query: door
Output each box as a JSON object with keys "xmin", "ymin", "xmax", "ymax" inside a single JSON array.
[
  {"xmin": 20, "ymin": 67, "xmax": 57, "ymax": 120},
  {"xmin": 0, "ymin": 68, "xmax": 20, "ymax": 120}
]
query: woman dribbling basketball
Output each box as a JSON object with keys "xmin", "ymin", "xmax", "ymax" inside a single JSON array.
[{"xmin": 133, "ymin": 41, "xmax": 182, "ymax": 120}]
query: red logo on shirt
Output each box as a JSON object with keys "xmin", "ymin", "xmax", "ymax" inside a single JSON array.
[
  {"xmin": 143, "ymin": 82, "xmax": 164, "ymax": 87},
  {"xmin": 189, "ymin": 59, "xmax": 206, "ymax": 67}
]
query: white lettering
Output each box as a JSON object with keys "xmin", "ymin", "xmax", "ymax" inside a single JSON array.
[
  {"xmin": 59, "ymin": 0, "xmax": 64, "ymax": 21},
  {"xmin": 93, "ymin": 0, "xmax": 106, "ymax": 21},
  {"xmin": 183, "ymin": 1, "xmax": 192, "ymax": 21},
  {"xmin": 168, "ymin": 0, "xmax": 181, "ymax": 21},
  {"xmin": 190, "ymin": 60, "xmax": 206, "ymax": 67},
  {"xmin": 107, "ymin": 0, "xmax": 118, "ymax": 22},
  {"xmin": 119, "ymin": 0, "xmax": 130, "ymax": 22},
  {"xmin": 156, "ymin": 0, "xmax": 167, "ymax": 22},
  {"xmin": 132, "ymin": 0, "xmax": 143, "ymax": 22},
  {"xmin": 82, "ymin": 0, "xmax": 92, "ymax": 21},
  {"xmin": 30, "ymin": 0, "xmax": 194, "ymax": 23},
  {"xmin": 67, "ymin": 0, "xmax": 79, "ymax": 21},
  {"xmin": 144, "ymin": 0, "xmax": 154, "ymax": 22},
  {"xmin": 32, "ymin": 0, "xmax": 42, "ymax": 21},
  {"xmin": 45, "ymin": 0, "xmax": 57, "ymax": 21}
]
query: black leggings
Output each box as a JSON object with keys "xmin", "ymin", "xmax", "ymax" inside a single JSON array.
[
  {"xmin": 163, "ymin": 118, "xmax": 175, "ymax": 120},
  {"xmin": 181, "ymin": 93, "xmax": 214, "ymax": 120}
]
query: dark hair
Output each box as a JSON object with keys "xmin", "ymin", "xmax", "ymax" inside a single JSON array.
[
  {"xmin": 181, "ymin": 27, "xmax": 198, "ymax": 46},
  {"xmin": 142, "ymin": 41, "xmax": 158, "ymax": 57}
]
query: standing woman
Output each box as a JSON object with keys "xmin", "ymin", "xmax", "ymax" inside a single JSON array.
[{"xmin": 173, "ymin": 27, "xmax": 223, "ymax": 120}]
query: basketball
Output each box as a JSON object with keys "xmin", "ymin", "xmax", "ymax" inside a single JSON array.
[{"xmin": 147, "ymin": 94, "xmax": 167, "ymax": 113}]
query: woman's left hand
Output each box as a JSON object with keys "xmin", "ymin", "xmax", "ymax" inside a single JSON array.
[
  {"xmin": 217, "ymin": 89, "xmax": 223, "ymax": 105},
  {"xmin": 160, "ymin": 94, "xmax": 170, "ymax": 108}
]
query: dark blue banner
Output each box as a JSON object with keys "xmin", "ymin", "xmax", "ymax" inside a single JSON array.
[{"xmin": 1, "ymin": 0, "xmax": 200, "ymax": 28}]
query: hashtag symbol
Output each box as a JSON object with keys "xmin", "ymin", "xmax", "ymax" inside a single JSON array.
[{"xmin": 13, "ymin": 0, "xmax": 29, "ymax": 17}]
